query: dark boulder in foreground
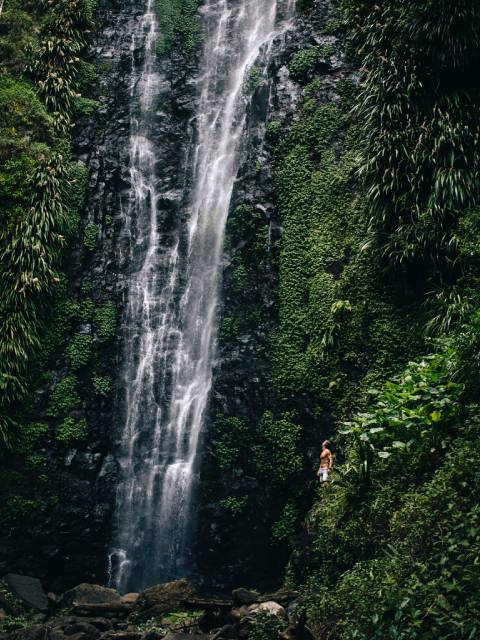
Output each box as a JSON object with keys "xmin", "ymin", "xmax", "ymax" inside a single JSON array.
[
  {"xmin": 4, "ymin": 575, "xmax": 48, "ymax": 612},
  {"xmin": 133, "ymin": 579, "xmax": 197, "ymax": 622},
  {"xmin": 59, "ymin": 585, "xmax": 122, "ymax": 609}
]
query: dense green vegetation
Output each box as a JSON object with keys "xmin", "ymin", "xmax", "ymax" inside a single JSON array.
[
  {"xmin": 1, "ymin": 1, "xmax": 479, "ymax": 638},
  {"xmin": 272, "ymin": 1, "xmax": 480, "ymax": 638},
  {"xmin": 0, "ymin": 0, "xmax": 119, "ymax": 543},
  {"xmin": 0, "ymin": 0, "xmax": 97, "ymax": 443}
]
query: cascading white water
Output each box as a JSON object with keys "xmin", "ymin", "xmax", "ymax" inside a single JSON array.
[{"xmin": 109, "ymin": 0, "xmax": 295, "ymax": 593}]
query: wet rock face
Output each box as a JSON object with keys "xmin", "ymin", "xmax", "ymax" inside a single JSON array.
[
  {"xmin": 195, "ymin": 0, "xmax": 349, "ymax": 591},
  {"xmin": 2, "ymin": 0, "xmax": 199, "ymax": 591}
]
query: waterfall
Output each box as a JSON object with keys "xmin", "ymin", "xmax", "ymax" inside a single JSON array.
[{"xmin": 109, "ymin": 0, "xmax": 295, "ymax": 593}]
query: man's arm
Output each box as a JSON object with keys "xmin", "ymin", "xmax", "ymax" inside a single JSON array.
[{"xmin": 329, "ymin": 451, "xmax": 334, "ymax": 470}]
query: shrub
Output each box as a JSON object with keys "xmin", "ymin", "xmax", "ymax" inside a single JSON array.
[
  {"xmin": 340, "ymin": 347, "xmax": 464, "ymax": 481},
  {"xmin": 94, "ymin": 301, "xmax": 117, "ymax": 342},
  {"xmin": 57, "ymin": 416, "xmax": 88, "ymax": 444},
  {"xmin": 47, "ymin": 376, "xmax": 80, "ymax": 417},
  {"xmin": 92, "ymin": 373, "xmax": 112, "ymax": 397},
  {"xmin": 66, "ymin": 333, "xmax": 93, "ymax": 369},
  {"xmin": 248, "ymin": 613, "xmax": 286, "ymax": 640}
]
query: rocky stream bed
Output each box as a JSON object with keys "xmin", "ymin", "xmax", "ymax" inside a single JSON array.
[{"xmin": 0, "ymin": 576, "xmax": 311, "ymax": 640}]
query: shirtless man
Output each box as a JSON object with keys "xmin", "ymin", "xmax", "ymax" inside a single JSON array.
[{"xmin": 317, "ymin": 440, "xmax": 334, "ymax": 483}]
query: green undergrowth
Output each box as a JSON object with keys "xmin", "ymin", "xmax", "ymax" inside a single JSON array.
[
  {"xmin": 274, "ymin": 2, "xmax": 480, "ymax": 639},
  {"xmin": 293, "ymin": 341, "xmax": 480, "ymax": 640},
  {"xmin": 0, "ymin": 579, "xmax": 36, "ymax": 632}
]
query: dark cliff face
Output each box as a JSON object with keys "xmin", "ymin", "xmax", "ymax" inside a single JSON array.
[
  {"xmin": 196, "ymin": 0, "xmax": 352, "ymax": 591},
  {"xmin": 2, "ymin": 0, "xmax": 349, "ymax": 593},
  {"xmin": 1, "ymin": 0, "xmax": 199, "ymax": 591}
]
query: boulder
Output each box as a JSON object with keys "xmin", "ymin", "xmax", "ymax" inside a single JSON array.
[
  {"xmin": 252, "ymin": 602, "xmax": 286, "ymax": 619},
  {"xmin": 65, "ymin": 634, "xmax": 94, "ymax": 640},
  {"xmin": 231, "ymin": 589, "xmax": 259, "ymax": 606},
  {"xmin": 97, "ymin": 632, "xmax": 141, "ymax": 640},
  {"xmin": 7, "ymin": 625, "xmax": 47, "ymax": 640},
  {"xmin": 163, "ymin": 634, "xmax": 207, "ymax": 640},
  {"xmin": 83, "ymin": 619, "xmax": 113, "ymax": 632},
  {"xmin": 4, "ymin": 575, "xmax": 48, "ymax": 612},
  {"xmin": 120, "ymin": 594, "xmax": 139, "ymax": 606},
  {"xmin": 64, "ymin": 622, "xmax": 100, "ymax": 640},
  {"xmin": 229, "ymin": 606, "xmax": 250, "ymax": 622},
  {"xmin": 59, "ymin": 585, "xmax": 121, "ymax": 609},
  {"xmin": 211, "ymin": 626, "xmax": 238, "ymax": 640},
  {"xmin": 134, "ymin": 580, "xmax": 196, "ymax": 621}
]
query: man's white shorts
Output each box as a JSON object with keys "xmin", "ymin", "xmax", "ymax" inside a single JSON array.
[{"xmin": 319, "ymin": 468, "xmax": 330, "ymax": 482}]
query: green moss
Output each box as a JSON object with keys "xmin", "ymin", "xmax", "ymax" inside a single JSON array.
[
  {"xmin": 10, "ymin": 422, "xmax": 49, "ymax": 456},
  {"xmin": 46, "ymin": 375, "xmax": 81, "ymax": 417},
  {"xmin": 322, "ymin": 18, "xmax": 342, "ymax": 35},
  {"xmin": 212, "ymin": 414, "xmax": 249, "ymax": 469},
  {"xmin": 246, "ymin": 66, "xmax": 262, "ymax": 92},
  {"xmin": 0, "ymin": 496, "xmax": 43, "ymax": 536},
  {"xmin": 73, "ymin": 96, "xmax": 100, "ymax": 118},
  {"xmin": 271, "ymin": 500, "xmax": 299, "ymax": 542},
  {"xmin": 253, "ymin": 412, "xmax": 303, "ymax": 484},
  {"xmin": 57, "ymin": 416, "xmax": 88, "ymax": 444},
  {"xmin": 92, "ymin": 373, "xmax": 112, "ymax": 397},
  {"xmin": 219, "ymin": 317, "xmax": 241, "ymax": 342},
  {"xmin": 231, "ymin": 259, "xmax": 248, "ymax": 294},
  {"xmin": 289, "ymin": 47, "xmax": 330, "ymax": 83},
  {"xmin": 266, "ymin": 120, "xmax": 283, "ymax": 142},
  {"xmin": 219, "ymin": 495, "xmax": 248, "ymax": 515},
  {"xmin": 94, "ymin": 301, "xmax": 117, "ymax": 342},
  {"xmin": 66, "ymin": 333, "xmax": 93, "ymax": 369}
]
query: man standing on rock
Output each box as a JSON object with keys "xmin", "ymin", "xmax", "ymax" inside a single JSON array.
[{"xmin": 316, "ymin": 440, "xmax": 334, "ymax": 484}]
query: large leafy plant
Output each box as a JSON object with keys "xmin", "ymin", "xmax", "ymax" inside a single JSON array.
[{"xmin": 341, "ymin": 347, "xmax": 463, "ymax": 480}]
